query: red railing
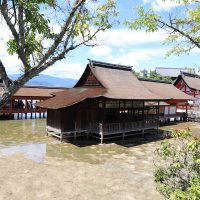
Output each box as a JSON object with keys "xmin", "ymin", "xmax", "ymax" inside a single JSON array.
[{"xmin": 0, "ymin": 107, "xmax": 46, "ymax": 114}]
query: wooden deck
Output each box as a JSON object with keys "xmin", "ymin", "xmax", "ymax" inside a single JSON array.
[{"xmin": 46, "ymin": 118, "xmax": 159, "ymax": 144}]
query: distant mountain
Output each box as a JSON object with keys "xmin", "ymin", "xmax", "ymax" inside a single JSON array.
[{"xmin": 9, "ymin": 74, "xmax": 77, "ymax": 88}]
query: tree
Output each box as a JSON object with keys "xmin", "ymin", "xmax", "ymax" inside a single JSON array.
[
  {"xmin": 0, "ymin": 0, "xmax": 117, "ymax": 108},
  {"xmin": 126, "ymin": 0, "xmax": 200, "ymax": 56},
  {"xmin": 133, "ymin": 69, "xmax": 171, "ymax": 81},
  {"xmin": 133, "ymin": 70, "xmax": 141, "ymax": 78},
  {"xmin": 154, "ymin": 128, "xmax": 200, "ymax": 199},
  {"xmin": 140, "ymin": 69, "xmax": 149, "ymax": 78},
  {"xmin": 149, "ymin": 70, "xmax": 171, "ymax": 81}
]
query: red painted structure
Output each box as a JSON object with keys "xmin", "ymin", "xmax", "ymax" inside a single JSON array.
[
  {"xmin": 174, "ymin": 72, "xmax": 200, "ymax": 105},
  {"xmin": 0, "ymin": 84, "xmax": 67, "ymax": 119}
]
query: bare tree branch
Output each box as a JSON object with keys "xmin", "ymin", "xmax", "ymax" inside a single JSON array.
[
  {"xmin": 0, "ymin": 60, "xmax": 10, "ymax": 90},
  {"xmin": 157, "ymin": 19, "xmax": 200, "ymax": 49},
  {"xmin": 0, "ymin": 0, "xmax": 28, "ymax": 67},
  {"xmin": 38, "ymin": 0, "xmax": 87, "ymax": 66},
  {"xmin": 18, "ymin": 4, "xmax": 27, "ymax": 68}
]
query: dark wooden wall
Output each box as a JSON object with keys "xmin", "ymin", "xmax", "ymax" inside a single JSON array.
[{"xmin": 47, "ymin": 109, "xmax": 62, "ymax": 130}]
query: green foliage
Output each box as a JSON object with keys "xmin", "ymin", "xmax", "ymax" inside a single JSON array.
[
  {"xmin": 133, "ymin": 69, "xmax": 171, "ymax": 81},
  {"xmin": 6, "ymin": 0, "xmax": 55, "ymax": 64},
  {"xmin": 125, "ymin": 6, "xmax": 159, "ymax": 32},
  {"xmin": 3, "ymin": 0, "xmax": 117, "ymax": 70},
  {"xmin": 154, "ymin": 128, "xmax": 200, "ymax": 199},
  {"xmin": 126, "ymin": 0, "xmax": 200, "ymax": 56},
  {"xmin": 73, "ymin": 0, "xmax": 118, "ymax": 41}
]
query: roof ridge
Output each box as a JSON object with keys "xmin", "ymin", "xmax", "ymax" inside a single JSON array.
[
  {"xmin": 181, "ymin": 71, "xmax": 200, "ymax": 78},
  {"xmin": 88, "ymin": 59, "xmax": 132, "ymax": 71},
  {"xmin": 21, "ymin": 85, "xmax": 69, "ymax": 89}
]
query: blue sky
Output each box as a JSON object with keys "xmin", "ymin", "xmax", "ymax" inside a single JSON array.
[{"xmin": 0, "ymin": 0, "xmax": 199, "ymax": 80}]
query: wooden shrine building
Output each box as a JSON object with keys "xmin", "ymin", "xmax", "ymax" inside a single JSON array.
[
  {"xmin": 174, "ymin": 72, "xmax": 200, "ymax": 105},
  {"xmin": 37, "ymin": 60, "xmax": 190, "ymax": 143}
]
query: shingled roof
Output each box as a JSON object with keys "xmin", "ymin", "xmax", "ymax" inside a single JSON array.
[
  {"xmin": 0, "ymin": 84, "xmax": 67, "ymax": 97},
  {"xmin": 174, "ymin": 72, "xmax": 200, "ymax": 91},
  {"xmin": 140, "ymin": 78, "xmax": 192, "ymax": 100},
  {"xmin": 37, "ymin": 60, "xmax": 169, "ymax": 109}
]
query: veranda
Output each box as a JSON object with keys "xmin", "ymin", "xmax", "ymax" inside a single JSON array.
[{"xmin": 46, "ymin": 98, "xmax": 160, "ymax": 143}]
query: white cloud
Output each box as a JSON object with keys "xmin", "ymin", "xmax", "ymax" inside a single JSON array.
[
  {"xmin": 119, "ymin": 48, "xmax": 126, "ymax": 53},
  {"xmin": 143, "ymin": 0, "xmax": 181, "ymax": 11},
  {"xmin": 0, "ymin": 23, "xmax": 22, "ymax": 74},
  {"xmin": 107, "ymin": 48, "xmax": 168, "ymax": 67},
  {"xmin": 191, "ymin": 47, "xmax": 200, "ymax": 53},
  {"xmin": 152, "ymin": 0, "xmax": 180, "ymax": 11},
  {"xmin": 0, "ymin": 21, "xmax": 12, "ymax": 42},
  {"xmin": 108, "ymin": 52, "xmax": 139, "ymax": 66},
  {"xmin": 89, "ymin": 45, "xmax": 112, "ymax": 56},
  {"xmin": 1, "ymin": 54, "xmax": 22, "ymax": 74},
  {"xmin": 97, "ymin": 29, "xmax": 165, "ymax": 47},
  {"xmin": 42, "ymin": 61, "xmax": 85, "ymax": 79}
]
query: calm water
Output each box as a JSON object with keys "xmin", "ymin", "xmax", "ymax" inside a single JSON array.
[
  {"xmin": 0, "ymin": 119, "xmax": 200, "ymax": 200},
  {"xmin": 0, "ymin": 119, "xmax": 199, "ymax": 163}
]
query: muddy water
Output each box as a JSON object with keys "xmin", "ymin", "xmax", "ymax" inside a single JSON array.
[{"xmin": 0, "ymin": 119, "xmax": 199, "ymax": 200}]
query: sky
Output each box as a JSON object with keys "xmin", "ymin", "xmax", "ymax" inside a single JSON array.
[{"xmin": 0, "ymin": 0, "xmax": 200, "ymax": 80}]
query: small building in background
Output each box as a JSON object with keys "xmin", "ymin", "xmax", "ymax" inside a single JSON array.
[
  {"xmin": 139, "ymin": 78, "xmax": 192, "ymax": 122},
  {"xmin": 156, "ymin": 67, "xmax": 195, "ymax": 80},
  {"xmin": 0, "ymin": 84, "xmax": 67, "ymax": 119},
  {"xmin": 174, "ymin": 72, "xmax": 200, "ymax": 104}
]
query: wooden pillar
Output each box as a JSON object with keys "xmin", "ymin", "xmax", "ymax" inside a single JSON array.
[
  {"xmin": 157, "ymin": 101, "xmax": 160, "ymax": 130},
  {"xmin": 100, "ymin": 99, "xmax": 106, "ymax": 144},
  {"xmin": 123, "ymin": 100, "xmax": 126, "ymax": 140},
  {"xmin": 9, "ymin": 97, "xmax": 13, "ymax": 118},
  {"xmin": 186, "ymin": 103, "xmax": 188, "ymax": 114},
  {"xmin": 25, "ymin": 98, "xmax": 28, "ymax": 119},
  {"xmin": 9, "ymin": 98, "xmax": 12, "ymax": 112},
  {"xmin": 142, "ymin": 101, "xmax": 145, "ymax": 136},
  {"xmin": 30, "ymin": 99, "xmax": 33, "ymax": 119},
  {"xmin": 99, "ymin": 123, "xmax": 103, "ymax": 144},
  {"xmin": 39, "ymin": 99, "xmax": 42, "ymax": 118},
  {"xmin": 60, "ymin": 132, "xmax": 63, "ymax": 143}
]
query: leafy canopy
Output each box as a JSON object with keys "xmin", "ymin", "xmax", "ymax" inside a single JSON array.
[
  {"xmin": 2, "ymin": 0, "xmax": 118, "ymax": 71},
  {"xmin": 154, "ymin": 128, "xmax": 200, "ymax": 199},
  {"xmin": 133, "ymin": 69, "xmax": 171, "ymax": 81},
  {"xmin": 0, "ymin": 0, "xmax": 118, "ymax": 107},
  {"xmin": 126, "ymin": 0, "xmax": 200, "ymax": 56}
]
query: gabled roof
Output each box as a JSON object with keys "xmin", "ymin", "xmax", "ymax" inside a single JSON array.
[
  {"xmin": 141, "ymin": 78, "xmax": 192, "ymax": 100},
  {"xmin": 78, "ymin": 60, "xmax": 166, "ymax": 100},
  {"xmin": 37, "ymin": 87, "xmax": 106, "ymax": 109},
  {"xmin": 37, "ymin": 60, "xmax": 169, "ymax": 109},
  {"xmin": 174, "ymin": 72, "xmax": 200, "ymax": 91},
  {"xmin": 0, "ymin": 83, "xmax": 67, "ymax": 97}
]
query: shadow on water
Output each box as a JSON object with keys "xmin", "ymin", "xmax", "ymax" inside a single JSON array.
[
  {"xmin": 63, "ymin": 129, "xmax": 171, "ymax": 148},
  {"xmin": 0, "ymin": 119, "xmax": 199, "ymax": 164}
]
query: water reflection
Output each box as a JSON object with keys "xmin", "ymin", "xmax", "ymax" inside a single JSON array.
[
  {"xmin": 0, "ymin": 119, "xmax": 199, "ymax": 164},
  {"xmin": 0, "ymin": 143, "xmax": 46, "ymax": 163}
]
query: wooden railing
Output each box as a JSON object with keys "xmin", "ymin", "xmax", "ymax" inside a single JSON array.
[
  {"xmin": 0, "ymin": 107, "xmax": 46, "ymax": 114},
  {"xmin": 89, "ymin": 118, "xmax": 159, "ymax": 135}
]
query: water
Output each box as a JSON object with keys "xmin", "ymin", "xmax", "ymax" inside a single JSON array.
[
  {"xmin": 0, "ymin": 143, "xmax": 46, "ymax": 163},
  {"xmin": 0, "ymin": 119, "xmax": 199, "ymax": 163},
  {"xmin": 0, "ymin": 119, "xmax": 199, "ymax": 199}
]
